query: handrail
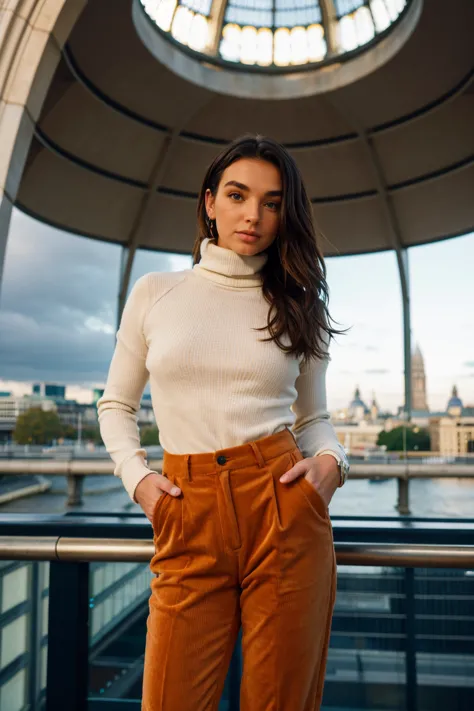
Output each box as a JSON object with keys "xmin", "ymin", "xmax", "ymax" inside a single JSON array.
[
  {"xmin": 0, "ymin": 536, "xmax": 473, "ymax": 567},
  {"xmin": 1, "ymin": 460, "xmax": 474, "ymax": 476},
  {"xmin": 2, "ymin": 460, "xmax": 473, "ymax": 512}
]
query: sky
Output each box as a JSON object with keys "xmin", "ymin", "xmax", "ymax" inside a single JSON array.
[{"xmin": 0, "ymin": 208, "xmax": 473, "ymax": 413}]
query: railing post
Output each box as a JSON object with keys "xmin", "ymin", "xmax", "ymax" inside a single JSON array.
[
  {"xmin": 67, "ymin": 475, "xmax": 84, "ymax": 507},
  {"xmin": 46, "ymin": 561, "xmax": 90, "ymax": 711},
  {"xmin": 397, "ymin": 477, "xmax": 411, "ymax": 515},
  {"xmin": 404, "ymin": 567, "xmax": 418, "ymax": 711},
  {"xmin": 28, "ymin": 562, "xmax": 43, "ymax": 709}
]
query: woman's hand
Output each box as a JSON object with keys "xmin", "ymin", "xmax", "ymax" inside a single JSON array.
[
  {"xmin": 134, "ymin": 472, "xmax": 181, "ymax": 524},
  {"xmin": 279, "ymin": 453, "xmax": 340, "ymax": 509}
]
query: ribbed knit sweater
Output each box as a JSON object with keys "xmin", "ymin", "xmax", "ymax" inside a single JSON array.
[{"xmin": 97, "ymin": 237, "xmax": 347, "ymax": 501}]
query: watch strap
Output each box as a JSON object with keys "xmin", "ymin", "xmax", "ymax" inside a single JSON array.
[{"xmin": 317, "ymin": 449, "xmax": 350, "ymax": 487}]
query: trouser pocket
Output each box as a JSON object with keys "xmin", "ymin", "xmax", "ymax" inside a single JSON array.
[
  {"xmin": 151, "ymin": 474, "xmax": 172, "ymax": 534},
  {"xmin": 289, "ymin": 449, "xmax": 331, "ymax": 525}
]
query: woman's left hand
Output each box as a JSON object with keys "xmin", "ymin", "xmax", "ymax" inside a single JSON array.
[{"xmin": 279, "ymin": 454, "xmax": 340, "ymax": 509}]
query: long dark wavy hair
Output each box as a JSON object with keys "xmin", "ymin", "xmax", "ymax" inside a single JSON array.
[{"xmin": 193, "ymin": 134, "xmax": 347, "ymax": 366}]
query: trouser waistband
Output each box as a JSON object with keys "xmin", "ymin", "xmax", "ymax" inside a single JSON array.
[{"xmin": 162, "ymin": 427, "xmax": 298, "ymax": 479}]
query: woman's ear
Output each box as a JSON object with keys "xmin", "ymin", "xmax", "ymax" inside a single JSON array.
[{"xmin": 205, "ymin": 189, "xmax": 215, "ymax": 220}]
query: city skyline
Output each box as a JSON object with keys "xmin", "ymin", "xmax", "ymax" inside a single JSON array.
[
  {"xmin": 1, "ymin": 209, "xmax": 473, "ymax": 412},
  {"xmin": 2, "ymin": 368, "xmax": 470, "ymax": 418}
]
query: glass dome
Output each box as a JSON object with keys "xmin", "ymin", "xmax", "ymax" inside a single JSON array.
[{"xmin": 139, "ymin": 0, "xmax": 408, "ymax": 69}]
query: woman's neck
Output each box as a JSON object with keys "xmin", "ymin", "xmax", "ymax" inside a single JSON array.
[{"xmin": 193, "ymin": 237, "xmax": 268, "ymax": 288}]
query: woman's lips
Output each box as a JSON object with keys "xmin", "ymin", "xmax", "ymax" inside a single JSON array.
[{"xmin": 237, "ymin": 232, "xmax": 259, "ymax": 243}]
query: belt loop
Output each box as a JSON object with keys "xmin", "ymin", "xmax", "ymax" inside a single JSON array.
[
  {"xmin": 249, "ymin": 441, "xmax": 266, "ymax": 468},
  {"xmin": 185, "ymin": 454, "xmax": 192, "ymax": 482}
]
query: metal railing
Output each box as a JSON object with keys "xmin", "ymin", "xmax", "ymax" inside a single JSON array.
[
  {"xmin": 1, "ymin": 457, "xmax": 474, "ymax": 511},
  {"xmin": 1, "ymin": 536, "xmax": 474, "ymax": 567},
  {"xmin": 0, "ymin": 513, "xmax": 473, "ymax": 711}
]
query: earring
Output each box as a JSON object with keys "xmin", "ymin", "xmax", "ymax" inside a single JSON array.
[{"xmin": 206, "ymin": 216, "xmax": 216, "ymax": 240}]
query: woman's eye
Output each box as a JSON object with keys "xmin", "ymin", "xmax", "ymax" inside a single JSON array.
[
  {"xmin": 266, "ymin": 201, "xmax": 280, "ymax": 210},
  {"xmin": 229, "ymin": 192, "xmax": 242, "ymax": 201}
]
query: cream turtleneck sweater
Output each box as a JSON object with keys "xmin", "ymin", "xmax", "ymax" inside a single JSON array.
[{"xmin": 97, "ymin": 237, "xmax": 348, "ymax": 501}]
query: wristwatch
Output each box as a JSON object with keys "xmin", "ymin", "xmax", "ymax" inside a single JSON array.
[{"xmin": 318, "ymin": 450, "xmax": 350, "ymax": 487}]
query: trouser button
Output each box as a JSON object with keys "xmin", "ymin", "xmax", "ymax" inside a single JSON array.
[{"xmin": 217, "ymin": 455, "xmax": 227, "ymax": 465}]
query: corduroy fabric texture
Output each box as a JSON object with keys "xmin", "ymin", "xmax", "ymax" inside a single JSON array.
[{"xmin": 142, "ymin": 427, "xmax": 337, "ymax": 710}]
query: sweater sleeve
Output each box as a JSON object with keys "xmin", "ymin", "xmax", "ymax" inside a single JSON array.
[
  {"xmin": 96, "ymin": 273, "xmax": 157, "ymax": 502},
  {"xmin": 291, "ymin": 333, "xmax": 348, "ymax": 467}
]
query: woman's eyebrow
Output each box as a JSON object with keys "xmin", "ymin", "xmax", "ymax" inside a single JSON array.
[{"xmin": 224, "ymin": 180, "xmax": 282, "ymax": 197}]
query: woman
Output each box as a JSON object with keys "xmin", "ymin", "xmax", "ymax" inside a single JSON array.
[{"xmin": 97, "ymin": 134, "xmax": 350, "ymax": 711}]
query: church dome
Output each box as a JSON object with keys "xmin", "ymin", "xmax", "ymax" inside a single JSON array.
[
  {"xmin": 447, "ymin": 386, "xmax": 463, "ymax": 410},
  {"xmin": 139, "ymin": 0, "xmax": 409, "ymax": 70},
  {"xmin": 350, "ymin": 386, "xmax": 369, "ymax": 413}
]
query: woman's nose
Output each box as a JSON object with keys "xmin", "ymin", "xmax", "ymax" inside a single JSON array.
[{"xmin": 245, "ymin": 201, "xmax": 261, "ymax": 223}]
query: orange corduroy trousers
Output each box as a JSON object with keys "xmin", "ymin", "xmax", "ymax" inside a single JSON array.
[{"xmin": 142, "ymin": 427, "xmax": 337, "ymax": 711}]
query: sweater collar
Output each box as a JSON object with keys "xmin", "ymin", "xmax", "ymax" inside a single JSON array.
[{"xmin": 193, "ymin": 237, "xmax": 268, "ymax": 288}]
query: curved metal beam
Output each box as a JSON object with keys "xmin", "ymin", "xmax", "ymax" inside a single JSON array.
[
  {"xmin": 0, "ymin": 191, "xmax": 13, "ymax": 307},
  {"xmin": 117, "ymin": 92, "xmax": 216, "ymax": 329},
  {"xmin": 319, "ymin": 0, "xmax": 338, "ymax": 57},
  {"xmin": 325, "ymin": 94, "xmax": 413, "ymax": 425},
  {"xmin": 15, "ymin": 198, "xmax": 472, "ymax": 260},
  {"xmin": 31, "ymin": 122, "xmax": 474, "ymax": 204},
  {"xmin": 62, "ymin": 42, "xmax": 474, "ymax": 148},
  {"xmin": 207, "ymin": 0, "xmax": 228, "ymax": 55}
]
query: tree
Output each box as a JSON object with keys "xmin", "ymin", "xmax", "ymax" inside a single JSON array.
[
  {"xmin": 141, "ymin": 426, "xmax": 160, "ymax": 446},
  {"xmin": 377, "ymin": 426, "xmax": 431, "ymax": 452},
  {"xmin": 61, "ymin": 424, "xmax": 77, "ymax": 441},
  {"xmin": 60, "ymin": 424, "xmax": 103, "ymax": 445},
  {"xmin": 82, "ymin": 426, "xmax": 103, "ymax": 445},
  {"xmin": 13, "ymin": 407, "xmax": 63, "ymax": 445}
]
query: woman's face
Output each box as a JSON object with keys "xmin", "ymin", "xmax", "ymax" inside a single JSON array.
[{"xmin": 205, "ymin": 158, "xmax": 282, "ymax": 256}]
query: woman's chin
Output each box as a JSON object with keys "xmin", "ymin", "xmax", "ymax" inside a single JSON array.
[{"xmin": 233, "ymin": 235, "xmax": 268, "ymax": 255}]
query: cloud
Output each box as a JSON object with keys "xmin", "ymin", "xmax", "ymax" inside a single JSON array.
[
  {"xmin": 0, "ymin": 209, "xmax": 183, "ymax": 387},
  {"xmin": 343, "ymin": 343, "xmax": 379, "ymax": 352},
  {"xmin": 364, "ymin": 368, "xmax": 389, "ymax": 374}
]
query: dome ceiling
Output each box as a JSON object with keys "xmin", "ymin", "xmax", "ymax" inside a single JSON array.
[
  {"xmin": 139, "ymin": 0, "xmax": 408, "ymax": 69},
  {"xmin": 13, "ymin": 0, "xmax": 474, "ymax": 260}
]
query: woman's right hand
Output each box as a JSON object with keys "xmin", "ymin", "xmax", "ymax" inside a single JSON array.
[{"xmin": 134, "ymin": 472, "xmax": 181, "ymax": 524}]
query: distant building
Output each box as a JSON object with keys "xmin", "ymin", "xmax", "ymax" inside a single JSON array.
[
  {"xmin": 446, "ymin": 385, "xmax": 463, "ymax": 417},
  {"xmin": 348, "ymin": 387, "xmax": 370, "ymax": 422},
  {"xmin": 95, "ymin": 387, "xmax": 155, "ymax": 427},
  {"xmin": 92, "ymin": 388, "xmax": 104, "ymax": 404},
  {"xmin": 138, "ymin": 392, "xmax": 155, "ymax": 426},
  {"xmin": 370, "ymin": 393, "xmax": 379, "ymax": 422},
  {"xmin": 330, "ymin": 388, "xmax": 389, "ymax": 454},
  {"xmin": 54, "ymin": 401, "xmax": 97, "ymax": 429},
  {"xmin": 411, "ymin": 344, "xmax": 429, "ymax": 412},
  {"xmin": 0, "ymin": 388, "xmax": 100, "ymax": 442},
  {"xmin": 429, "ymin": 415, "xmax": 474, "ymax": 455},
  {"xmin": 0, "ymin": 393, "xmax": 57, "ymax": 443},
  {"xmin": 425, "ymin": 387, "xmax": 473, "ymax": 454},
  {"xmin": 332, "ymin": 422, "xmax": 381, "ymax": 455},
  {"xmin": 32, "ymin": 383, "xmax": 66, "ymax": 399}
]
